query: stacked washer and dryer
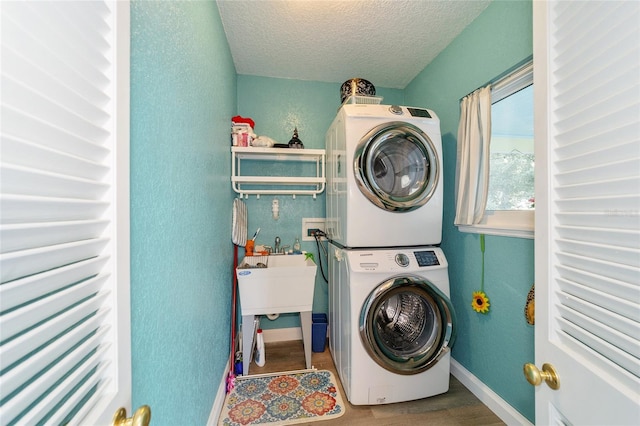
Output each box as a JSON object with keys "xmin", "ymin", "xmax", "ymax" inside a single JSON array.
[{"xmin": 325, "ymin": 103, "xmax": 456, "ymax": 405}]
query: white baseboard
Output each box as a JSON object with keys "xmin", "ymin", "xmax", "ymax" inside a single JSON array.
[
  {"xmin": 262, "ymin": 326, "xmax": 302, "ymax": 343},
  {"xmin": 207, "ymin": 357, "xmax": 231, "ymax": 426},
  {"xmin": 451, "ymin": 358, "xmax": 533, "ymax": 426}
]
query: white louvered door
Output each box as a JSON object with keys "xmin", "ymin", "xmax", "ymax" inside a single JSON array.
[
  {"xmin": 0, "ymin": 2, "xmax": 131, "ymax": 425},
  {"xmin": 533, "ymin": 1, "xmax": 640, "ymax": 424}
]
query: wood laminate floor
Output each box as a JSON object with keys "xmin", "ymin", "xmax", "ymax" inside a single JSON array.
[{"xmin": 247, "ymin": 339, "xmax": 505, "ymax": 426}]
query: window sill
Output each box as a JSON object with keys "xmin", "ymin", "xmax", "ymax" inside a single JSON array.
[{"xmin": 456, "ymin": 210, "xmax": 534, "ymax": 239}]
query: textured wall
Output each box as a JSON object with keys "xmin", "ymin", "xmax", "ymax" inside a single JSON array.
[
  {"xmin": 130, "ymin": 1, "xmax": 236, "ymax": 424},
  {"xmin": 236, "ymin": 76, "xmax": 403, "ymax": 330},
  {"xmin": 404, "ymin": 0, "xmax": 535, "ymax": 422}
]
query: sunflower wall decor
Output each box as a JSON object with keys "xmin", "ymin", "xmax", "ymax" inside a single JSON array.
[
  {"xmin": 525, "ymin": 284, "xmax": 535, "ymax": 325},
  {"xmin": 471, "ymin": 234, "xmax": 491, "ymax": 314},
  {"xmin": 472, "ymin": 290, "xmax": 490, "ymax": 314}
]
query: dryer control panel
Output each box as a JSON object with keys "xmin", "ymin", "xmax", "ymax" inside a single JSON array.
[{"xmin": 407, "ymin": 107, "xmax": 432, "ymax": 118}]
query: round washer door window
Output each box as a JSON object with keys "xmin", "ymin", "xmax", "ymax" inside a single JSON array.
[
  {"xmin": 359, "ymin": 275, "xmax": 456, "ymax": 375},
  {"xmin": 354, "ymin": 122, "xmax": 439, "ymax": 212}
]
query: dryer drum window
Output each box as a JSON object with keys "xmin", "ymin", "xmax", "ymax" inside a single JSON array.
[
  {"xmin": 354, "ymin": 122, "xmax": 439, "ymax": 212},
  {"xmin": 360, "ymin": 276, "xmax": 455, "ymax": 375}
]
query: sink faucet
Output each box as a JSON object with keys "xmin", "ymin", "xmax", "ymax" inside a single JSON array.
[{"xmin": 274, "ymin": 236, "xmax": 281, "ymax": 253}]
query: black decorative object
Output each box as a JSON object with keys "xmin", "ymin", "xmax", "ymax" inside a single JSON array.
[
  {"xmin": 340, "ymin": 78, "xmax": 376, "ymax": 104},
  {"xmin": 288, "ymin": 128, "xmax": 304, "ymax": 149}
]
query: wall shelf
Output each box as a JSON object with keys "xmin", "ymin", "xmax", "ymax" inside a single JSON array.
[{"xmin": 231, "ymin": 147, "xmax": 326, "ymax": 198}]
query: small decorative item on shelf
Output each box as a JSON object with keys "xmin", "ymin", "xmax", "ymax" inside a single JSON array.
[
  {"xmin": 231, "ymin": 116, "xmax": 256, "ymax": 147},
  {"xmin": 288, "ymin": 127, "xmax": 304, "ymax": 149},
  {"xmin": 251, "ymin": 135, "xmax": 276, "ymax": 148}
]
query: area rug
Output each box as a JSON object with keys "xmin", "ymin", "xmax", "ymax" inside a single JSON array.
[{"xmin": 219, "ymin": 369, "xmax": 345, "ymax": 425}]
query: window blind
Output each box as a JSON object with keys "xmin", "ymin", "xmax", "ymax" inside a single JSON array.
[
  {"xmin": 0, "ymin": 2, "xmax": 128, "ymax": 425},
  {"xmin": 550, "ymin": 0, "xmax": 640, "ymax": 390}
]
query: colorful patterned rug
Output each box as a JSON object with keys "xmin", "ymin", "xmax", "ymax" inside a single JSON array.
[{"xmin": 219, "ymin": 369, "xmax": 345, "ymax": 425}]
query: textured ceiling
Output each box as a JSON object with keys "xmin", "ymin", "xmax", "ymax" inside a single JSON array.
[{"xmin": 217, "ymin": 0, "xmax": 491, "ymax": 89}]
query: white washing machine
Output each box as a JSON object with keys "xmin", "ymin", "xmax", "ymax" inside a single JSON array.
[
  {"xmin": 326, "ymin": 104, "xmax": 443, "ymax": 248},
  {"xmin": 328, "ymin": 243, "xmax": 456, "ymax": 405}
]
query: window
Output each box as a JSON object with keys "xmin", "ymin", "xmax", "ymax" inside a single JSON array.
[
  {"xmin": 487, "ymin": 84, "xmax": 534, "ymax": 211},
  {"xmin": 458, "ymin": 59, "xmax": 534, "ymax": 238}
]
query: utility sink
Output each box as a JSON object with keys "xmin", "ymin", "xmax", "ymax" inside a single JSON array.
[
  {"xmin": 236, "ymin": 254, "xmax": 318, "ymax": 376},
  {"xmin": 237, "ymin": 254, "xmax": 317, "ymax": 315}
]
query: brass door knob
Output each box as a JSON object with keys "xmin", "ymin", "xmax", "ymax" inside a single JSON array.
[
  {"xmin": 523, "ymin": 363, "xmax": 560, "ymax": 390},
  {"xmin": 112, "ymin": 405, "xmax": 151, "ymax": 426}
]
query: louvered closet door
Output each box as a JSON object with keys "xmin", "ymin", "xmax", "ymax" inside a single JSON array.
[
  {"xmin": 533, "ymin": 1, "xmax": 640, "ymax": 424},
  {"xmin": 0, "ymin": 2, "xmax": 131, "ymax": 425}
]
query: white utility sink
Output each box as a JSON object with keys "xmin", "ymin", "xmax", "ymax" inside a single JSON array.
[
  {"xmin": 237, "ymin": 254, "xmax": 317, "ymax": 315},
  {"xmin": 236, "ymin": 254, "xmax": 318, "ymax": 376}
]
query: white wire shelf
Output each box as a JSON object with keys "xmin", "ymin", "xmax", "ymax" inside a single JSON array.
[{"xmin": 231, "ymin": 147, "xmax": 326, "ymax": 198}]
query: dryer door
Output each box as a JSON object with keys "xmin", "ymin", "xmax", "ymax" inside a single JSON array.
[
  {"xmin": 359, "ymin": 275, "xmax": 456, "ymax": 375},
  {"xmin": 354, "ymin": 122, "xmax": 439, "ymax": 212}
]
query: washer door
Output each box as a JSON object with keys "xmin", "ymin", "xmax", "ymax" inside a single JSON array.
[
  {"xmin": 359, "ymin": 275, "xmax": 456, "ymax": 375},
  {"xmin": 354, "ymin": 121, "xmax": 439, "ymax": 212}
]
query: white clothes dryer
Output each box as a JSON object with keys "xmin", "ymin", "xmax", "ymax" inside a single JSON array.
[
  {"xmin": 326, "ymin": 104, "xmax": 443, "ymax": 248},
  {"xmin": 328, "ymin": 243, "xmax": 456, "ymax": 405}
]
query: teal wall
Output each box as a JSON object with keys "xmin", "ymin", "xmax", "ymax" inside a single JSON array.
[
  {"xmin": 405, "ymin": 0, "xmax": 535, "ymax": 422},
  {"xmin": 130, "ymin": 1, "xmax": 236, "ymax": 425},
  {"xmin": 236, "ymin": 76, "xmax": 403, "ymax": 330}
]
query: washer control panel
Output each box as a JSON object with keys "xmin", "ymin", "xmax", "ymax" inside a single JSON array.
[
  {"xmin": 414, "ymin": 250, "xmax": 440, "ymax": 267},
  {"xmin": 349, "ymin": 247, "xmax": 445, "ymax": 271},
  {"xmin": 395, "ymin": 253, "xmax": 410, "ymax": 267}
]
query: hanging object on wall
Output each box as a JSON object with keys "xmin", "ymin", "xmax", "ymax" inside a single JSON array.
[
  {"xmin": 288, "ymin": 127, "xmax": 304, "ymax": 149},
  {"xmin": 524, "ymin": 284, "xmax": 535, "ymax": 325},
  {"xmin": 228, "ymin": 198, "xmax": 248, "ymax": 391},
  {"xmin": 471, "ymin": 234, "xmax": 491, "ymax": 314}
]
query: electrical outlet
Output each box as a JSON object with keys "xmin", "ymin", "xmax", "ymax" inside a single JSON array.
[
  {"xmin": 302, "ymin": 218, "xmax": 326, "ymax": 241},
  {"xmin": 307, "ymin": 228, "xmax": 322, "ymax": 237}
]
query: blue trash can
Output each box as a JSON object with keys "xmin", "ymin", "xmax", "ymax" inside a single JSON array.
[{"xmin": 312, "ymin": 313, "xmax": 328, "ymax": 352}]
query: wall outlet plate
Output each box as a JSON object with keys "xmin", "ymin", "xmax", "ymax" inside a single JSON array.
[{"xmin": 302, "ymin": 218, "xmax": 326, "ymax": 241}]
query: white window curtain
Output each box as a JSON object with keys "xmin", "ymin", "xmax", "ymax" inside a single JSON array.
[{"xmin": 454, "ymin": 85, "xmax": 492, "ymax": 226}]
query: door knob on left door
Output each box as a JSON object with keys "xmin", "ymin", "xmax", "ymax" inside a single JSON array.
[
  {"xmin": 112, "ymin": 405, "xmax": 151, "ymax": 426},
  {"xmin": 523, "ymin": 363, "xmax": 560, "ymax": 390}
]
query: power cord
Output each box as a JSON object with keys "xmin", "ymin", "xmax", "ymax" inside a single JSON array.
[{"xmin": 313, "ymin": 230, "xmax": 328, "ymax": 283}]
